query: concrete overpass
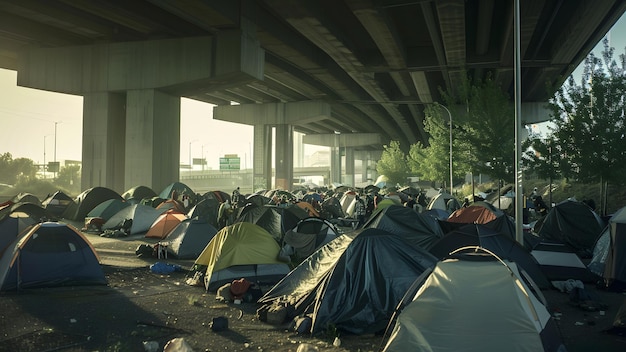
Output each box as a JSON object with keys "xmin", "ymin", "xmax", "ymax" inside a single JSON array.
[{"xmin": 0, "ymin": 0, "xmax": 624, "ymax": 193}]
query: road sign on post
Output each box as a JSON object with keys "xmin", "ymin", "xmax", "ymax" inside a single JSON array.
[{"xmin": 219, "ymin": 155, "xmax": 240, "ymax": 170}]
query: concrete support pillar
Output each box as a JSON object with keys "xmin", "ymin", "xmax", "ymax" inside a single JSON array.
[
  {"xmin": 344, "ymin": 147, "xmax": 355, "ymax": 186},
  {"xmin": 275, "ymin": 124, "xmax": 294, "ymax": 190},
  {"xmin": 304, "ymin": 133, "xmax": 381, "ymax": 186},
  {"xmin": 125, "ymin": 89, "xmax": 180, "ymax": 193},
  {"xmin": 253, "ymin": 124, "xmax": 272, "ymax": 190},
  {"xmin": 370, "ymin": 150, "xmax": 382, "ymax": 184},
  {"xmin": 215, "ymin": 101, "xmax": 331, "ymax": 191},
  {"xmin": 361, "ymin": 151, "xmax": 370, "ymax": 184},
  {"xmin": 81, "ymin": 92, "xmax": 126, "ymax": 192},
  {"xmin": 331, "ymin": 134, "xmax": 342, "ymax": 185}
]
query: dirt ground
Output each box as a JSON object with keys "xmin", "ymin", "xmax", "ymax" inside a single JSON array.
[
  {"xmin": 0, "ymin": 265, "xmax": 381, "ymax": 352},
  {"xmin": 1, "ymin": 229, "xmax": 626, "ymax": 352}
]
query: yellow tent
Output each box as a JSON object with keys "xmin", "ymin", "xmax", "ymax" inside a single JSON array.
[{"xmin": 193, "ymin": 222, "xmax": 290, "ymax": 291}]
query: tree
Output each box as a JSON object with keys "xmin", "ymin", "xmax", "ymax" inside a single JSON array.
[
  {"xmin": 442, "ymin": 74, "xmax": 516, "ymax": 183},
  {"xmin": 407, "ymin": 110, "xmax": 454, "ymax": 186},
  {"xmin": 528, "ymin": 38, "xmax": 626, "ymax": 214},
  {"xmin": 0, "ymin": 152, "xmax": 38, "ymax": 185},
  {"xmin": 56, "ymin": 164, "xmax": 81, "ymax": 194},
  {"xmin": 410, "ymin": 74, "xmax": 516, "ymax": 187},
  {"xmin": 376, "ymin": 140, "xmax": 410, "ymax": 186}
]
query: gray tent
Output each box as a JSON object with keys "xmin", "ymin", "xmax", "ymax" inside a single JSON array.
[
  {"xmin": 383, "ymin": 255, "xmax": 564, "ymax": 352},
  {"xmin": 427, "ymin": 192, "xmax": 459, "ymax": 211},
  {"xmin": 63, "ymin": 187, "xmax": 122, "ymax": 221},
  {"xmin": 536, "ymin": 199, "xmax": 604, "ymax": 257},
  {"xmin": 166, "ymin": 218, "xmax": 218, "ymax": 259},
  {"xmin": 103, "ymin": 204, "xmax": 165, "ymax": 235},
  {"xmin": 87, "ymin": 198, "xmax": 130, "ymax": 221},
  {"xmin": 282, "ymin": 217, "xmax": 340, "ymax": 260},
  {"xmin": 589, "ymin": 205, "xmax": 626, "ymax": 289}
]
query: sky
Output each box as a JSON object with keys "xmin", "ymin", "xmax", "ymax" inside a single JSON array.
[{"xmin": 1, "ymin": 14, "xmax": 626, "ymax": 168}]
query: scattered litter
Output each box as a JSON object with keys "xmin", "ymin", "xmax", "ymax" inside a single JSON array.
[
  {"xmin": 575, "ymin": 322, "xmax": 585, "ymax": 326},
  {"xmin": 150, "ymin": 262, "xmax": 182, "ymax": 274},
  {"xmin": 296, "ymin": 343, "xmax": 319, "ymax": 352},
  {"xmin": 210, "ymin": 316, "xmax": 228, "ymax": 332},
  {"xmin": 163, "ymin": 337, "xmax": 195, "ymax": 352},
  {"xmin": 332, "ymin": 337, "xmax": 341, "ymax": 347},
  {"xmin": 552, "ymin": 279, "xmax": 584, "ymax": 293}
]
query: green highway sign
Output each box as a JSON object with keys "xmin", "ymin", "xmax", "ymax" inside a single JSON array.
[{"xmin": 219, "ymin": 156, "xmax": 240, "ymax": 170}]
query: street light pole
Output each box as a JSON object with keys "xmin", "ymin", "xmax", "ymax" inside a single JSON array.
[
  {"xmin": 201, "ymin": 144, "xmax": 204, "ymax": 171},
  {"xmin": 43, "ymin": 135, "xmax": 52, "ymax": 179},
  {"xmin": 54, "ymin": 121, "xmax": 61, "ymax": 178},
  {"xmin": 434, "ymin": 103, "xmax": 453, "ymax": 193},
  {"xmin": 188, "ymin": 140, "xmax": 197, "ymax": 169}
]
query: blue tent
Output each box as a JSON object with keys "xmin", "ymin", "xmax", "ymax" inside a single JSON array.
[{"xmin": 0, "ymin": 222, "xmax": 107, "ymax": 290}]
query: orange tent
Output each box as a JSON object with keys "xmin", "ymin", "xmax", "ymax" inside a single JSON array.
[
  {"xmin": 447, "ymin": 205, "xmax": 498, "ymax": 224},
  {"xmin": 156, "ymin": 199, "xmax": 186, "ymax": 213},
  {"xmin": 145, "ymin": 210, "xmax": 187, "ymax": 239},
  {"xmin": 295, "ymin": 201, "xmax": 320, "ymax": 217}
]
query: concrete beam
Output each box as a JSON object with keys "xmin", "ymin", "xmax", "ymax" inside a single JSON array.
[
  {"xmin": 17, "ymin": 31, "xmax": 263, "ymax": 95},
  {"xmin": 303, "ymin": 133, "xmax": 381, "ymax": 148},
  {"xmin": 214, "ymin": 101, "xmax": 331, "ymax": 126}
]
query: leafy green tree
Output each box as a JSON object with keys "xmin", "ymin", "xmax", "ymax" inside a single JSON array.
[
  {"xmin": 442, "ymin": 74, "xmax": 516, "ymax": 183},
  {"xmin": 0, "ymin": 152, "xmax": 38, "ymax": 185},
  {"xmin": 523, "ymin": 130, "xmax": 562, "ymax": 182},
  {"xmin": 56, "ymin": 164, "xmax": 81, "ymax": 194},
  {"xmin": 408, "ymin": 110, "xmax": 455, "ymax": 186},
  {"xmin": 376, "ymin": 140, "xmax": 409, "ymax": 186},
  {"xmin": 411, "ymin": 74, "xmax": 515, "ymax": 187},
  {"xmin": 527, "ymin": 38, "xmax": 626, "ymax": 214}
]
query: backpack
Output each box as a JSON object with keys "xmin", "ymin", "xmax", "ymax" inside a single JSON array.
[{"xmin": 230, "ymin": 278, "xmax": 252, "ymax": 300}]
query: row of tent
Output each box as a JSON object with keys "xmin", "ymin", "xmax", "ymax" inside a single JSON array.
[
  {"xmin": 184, "ymin": 204, "xmax": 567, "ymax": 350},
  {"xmin": 1, "ymin": 180, "xmax": 622, "ymax": 286},
  {"xmin": 179, "ymin": 194, "xmax": 626, "ymax": 348},
  {"xmin": 0, "ymin": 209, "xmax": 623, "ymax": 350},
  {"xmin": 1, "ymin": 183, "xmax": 626, "ymax": 349},
  {"xmin": 1, "ymin": 184, "xmax": 621, "ymax": 291}
]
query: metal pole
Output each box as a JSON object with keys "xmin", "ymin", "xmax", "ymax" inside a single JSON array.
[
  {"xmin": 514, "ymin": 0, "xmax": 524, "ymax": 245},
  {"xmin": 449, "ymin": 107, "xmax": 453, "ymax": 194},
  {"xmin": 434, "ymin": 103, "xmax": 453, "ymax": 193},
  {"xmin": 43, "ymin": 136, "xmax": 46, "ymax": 179},
  {"xmin": 188, "ymin": 140, "xmax": 197, "ymax": 170},
  {"xmin": 53, "ymin": 121, "xmax": 60, "ymax": 179}
]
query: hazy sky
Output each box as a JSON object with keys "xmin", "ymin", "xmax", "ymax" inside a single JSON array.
[{"xmin": 1, "ymin": 14, "xmax": 625, "ymax": 167}]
